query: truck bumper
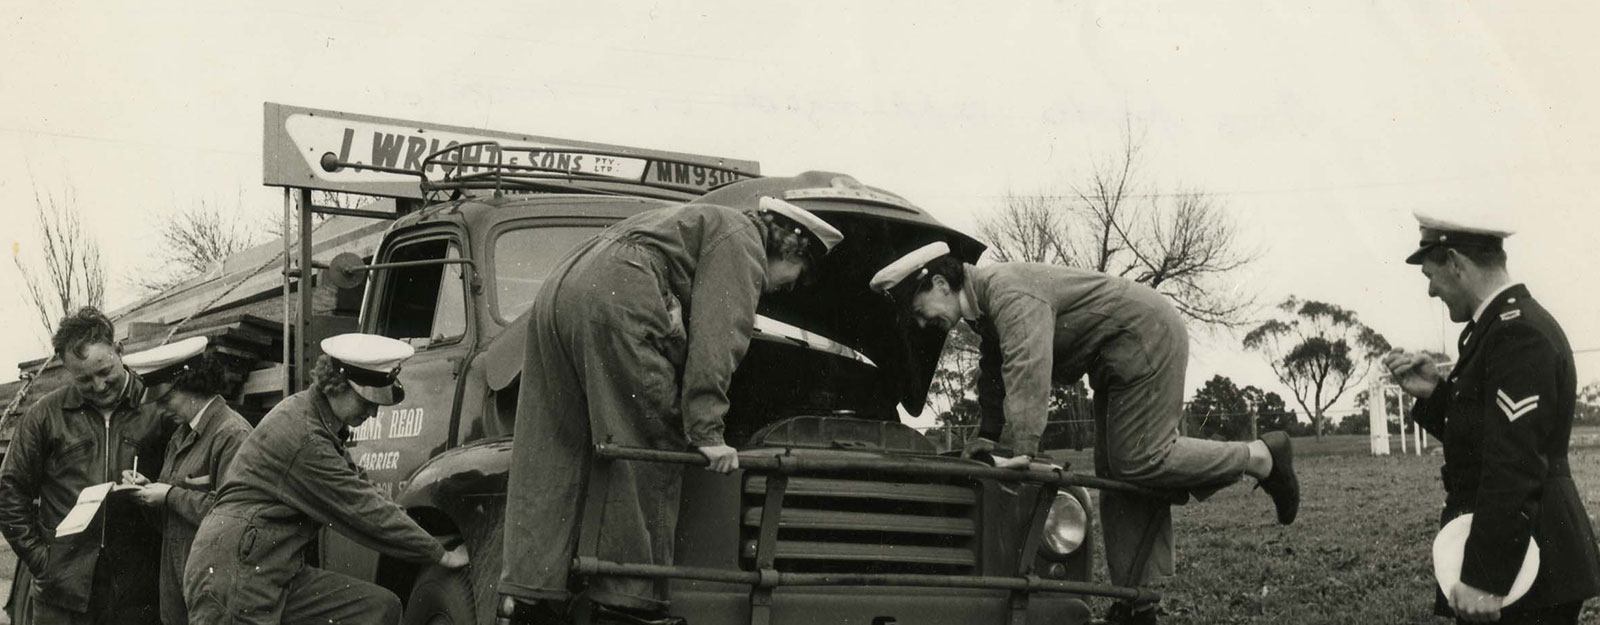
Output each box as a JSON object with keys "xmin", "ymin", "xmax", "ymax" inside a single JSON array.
[{"xmin": 671, "ymin": 586, "xmax": 1091, "ymax": 625}]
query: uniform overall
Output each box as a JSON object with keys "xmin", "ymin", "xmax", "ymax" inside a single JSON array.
[
  {"xmin": 182, "ymin": 390, "xmax": 446, "ymax": 625},
  {"xmin": 965, "ymin": 263, "xmax": 1251, "ymax": 590},
  {"xmin": 0, "ymin": 372, "xmax": 169, "ymax": 625},
  {"xmin": 152, "ymin": 397, "xmax": 252, "ymax": 625},
  {"xmin": 500, "ymin": 203, "xmax": 767, "ymax": 612},
  {"xmin": 1411, "ymin": 285, "xmax": 1600, "ymax": 623}
]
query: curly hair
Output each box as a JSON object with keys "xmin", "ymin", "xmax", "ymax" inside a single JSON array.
[
  {"xmin": 52, "ymin": 306, "xmax": 116, "ymax": 359},
  {"xmin": 748, "ymin": 210, "xmax": 822, "ymax": 265},
  {"xmin": 887, "ymin": 254, "xmax": 966, "ymax": 306},
  {"xmin": 308, "ymin": 354, "xmax": 350, "ymax": 396},
  {"xmin": 166, "ymin": 352, "xmax": 231, "ymax": 397}
]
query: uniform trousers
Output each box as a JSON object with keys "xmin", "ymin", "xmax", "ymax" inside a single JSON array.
[
  {"xmin": 1089, "ymin": 283, "xmax": 1252, "ymax": 598},
  {"xmin": 501, "ymin": 239, "xmax": 689, "ymax": 612},
  {"xmin": 185, "ymin": 565, "xmax": 400, "ymax": 625}
]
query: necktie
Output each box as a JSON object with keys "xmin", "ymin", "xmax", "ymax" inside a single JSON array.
[{"xmin": 1458, "ymin": 320, "xmax": 1476, "ymax": 351}]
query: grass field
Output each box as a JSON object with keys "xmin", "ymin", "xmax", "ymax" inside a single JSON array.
[{"xmin": 1056, "ymin": 433, "xmax": 1600, "ymax": 624}]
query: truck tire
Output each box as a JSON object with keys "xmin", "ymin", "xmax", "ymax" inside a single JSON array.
[
  {"xmin": 404, "ymin": 501, "xmax": 506, "ymax": 625},
  {"xmin": 402, "ymin": 565, "xmax": 476, "ymax": 625}
]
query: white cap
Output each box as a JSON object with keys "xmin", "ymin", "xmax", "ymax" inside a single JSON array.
[
  {"xmin": 869, "ymin": 242, "xmax": 951, "ymax": 295},
  {"xmin": 1413, "ymin": 208, "xmax": 1515, "ymax": 238},
  {"xmin": 758, "ymin": 196, "xmax": 844, "ymax": 252},
  {"xmin": 124, "ymin": 336, "xmax": 209, "ymax": 386},
  {"xmin": 320, "ymin": 333, "xmax": 414, "ymax": 406},
  {"xmin": 1406, "ymin": 209, "xmax": 1516, "ymax": 264},
  {"xmin": 1432, "ymin": 513, "xmax": 1539, "ymax": 607}
]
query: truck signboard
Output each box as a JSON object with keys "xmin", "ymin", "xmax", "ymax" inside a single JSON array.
[{"xmin": 263, "ymin": 102, "xmax": 760, "ymax": 199}]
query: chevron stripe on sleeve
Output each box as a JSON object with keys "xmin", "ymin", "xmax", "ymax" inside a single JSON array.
[{"xmin": 1495, "ymin": 389, "xmax": 1540, "ymax": 422}]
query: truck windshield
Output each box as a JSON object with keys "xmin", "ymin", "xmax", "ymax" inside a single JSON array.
[{"xmin": 493, "ymin": 225, "xmax": 605, "ymax": 321}]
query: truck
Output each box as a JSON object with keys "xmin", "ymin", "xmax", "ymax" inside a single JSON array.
[{"xmin": 5, "ymin": 103, "xmax": 1166, "ymax": 625}]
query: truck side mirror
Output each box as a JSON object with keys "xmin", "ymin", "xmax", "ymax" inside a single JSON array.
[{"xmin": 326, "ymin": 252, "xmax": 369, "ymax": 290}]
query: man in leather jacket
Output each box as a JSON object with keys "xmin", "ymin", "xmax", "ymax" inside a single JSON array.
[{"xmin": 0, "ymin": 307, "xmax": 170, "ymax": 625}]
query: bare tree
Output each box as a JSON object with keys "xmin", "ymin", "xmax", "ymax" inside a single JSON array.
[
  {"xmin": 977, "ymin": 123, "xmax": 1257, "ymax": 327},
  {"xmin": 975, "ymin": 193, "xmax": 1074, "ymax": 265},
  {"xmin": 1242, "ymin": 297, "xmax": 1392, "ymax": 438},
  {"xmin": 130, "ymin": 197, "xmax": 262, "ymax": 294},
  {"xmin": 13, "ymin": 181, "xmax": 106, "ymax": 338}
]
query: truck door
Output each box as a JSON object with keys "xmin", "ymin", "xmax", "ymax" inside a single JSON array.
[{"xmin": 324, "ymin": 230, "xmax": 472, "ymax": 578}]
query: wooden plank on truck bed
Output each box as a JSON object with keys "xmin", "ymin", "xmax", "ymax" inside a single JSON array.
[{"xmin": 242, "ymin": 364, "xmax": 287, "ymax": 397}]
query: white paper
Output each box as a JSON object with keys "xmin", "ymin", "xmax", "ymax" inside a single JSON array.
[{"xmin": 54, "ymin": 482, "xmax": 113, "ymax": 538}]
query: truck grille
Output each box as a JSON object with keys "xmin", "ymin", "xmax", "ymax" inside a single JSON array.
[{"xmin": 741, "ymin": 475, "xmax": 978, "ymax": 575}]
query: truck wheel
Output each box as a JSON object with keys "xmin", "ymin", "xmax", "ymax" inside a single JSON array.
[{"xmin": 402, "ymin": 566, "xmax": 476, "ymax": 625}]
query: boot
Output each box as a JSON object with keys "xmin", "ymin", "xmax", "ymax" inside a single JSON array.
[{"xmin": 1256, "ymin": 430, "xmax": 1300, "ymax": 525}]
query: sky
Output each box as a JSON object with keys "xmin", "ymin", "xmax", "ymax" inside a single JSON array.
[{"xmin": 3, "ymin": 1, "xmax": 1598, "ymax": 428}]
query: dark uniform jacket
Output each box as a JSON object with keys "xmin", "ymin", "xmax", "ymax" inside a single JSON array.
[
  {"xmin": 153, "ymin": 398, "xmax": 251, "ymax": 625},
  {"xmin": 183, "ymin": 389, "xmax": 444, "ymax": 623},
  {"xmin": 0, "ymin": 372, "xmax": 171, "ymax": 613},
  {"xmin": 1412, "ymin": 284, "xmax": 1600, "ymax": 614}
]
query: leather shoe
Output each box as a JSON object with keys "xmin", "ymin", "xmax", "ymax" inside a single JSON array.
[
  {"xmin": 593, "ymin": 603, "xmax": 688, "ymax": 625},
  {"xmin": 1256, "ymin": 431, "xmax": 1299, "ymax": 525}
]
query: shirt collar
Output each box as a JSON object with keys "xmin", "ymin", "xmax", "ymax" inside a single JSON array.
[
  {"xmin": 1472, "ymin": 282, "xmax": 1520, "ymax": 323},
  {"xmin": 958, "ymin": 265, "xmax": 981, "ymax": 322},
  {"xmin": 188, "ymin": 396, "xmax": 221, "ymax": 432},
  {"xmin": 310, "ymin": 388, "xmax": 352, "ymax": 441}
]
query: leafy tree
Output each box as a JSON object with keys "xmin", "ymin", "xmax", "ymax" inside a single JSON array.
[
  {"xmin": 1243, "ymin": 297, "xmax": 1391, "ymax": 438},
  {"xmin": 1042, "ymin": 380, "xmax": 1094, "ymax": 451},
  {"xmin": 1187, "ymin": 375, "xmax": 1252, "ymax": 440},
  {"xmin": 929, "ymin": 325, "xmax": 982, "ymax": 441},
  {"xmin": 934, "ymin": 397, "xmax": 982, "ymax": 452},
  {"xmin": 1335, "ymin": 411, "xmax": 1371, "ymax": 435},
  {"xmin": 1185, "ymin": 375, "xmax": 1299, "ymax": 441},
  {"xmin": 1245, "ymin": 387, "xmax": 1298, "ymax": 433}
]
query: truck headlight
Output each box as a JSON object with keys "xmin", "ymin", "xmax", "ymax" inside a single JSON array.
[{"xmin": 1040, "ymin": 491, "xmax": 1088, "ymax": 558}]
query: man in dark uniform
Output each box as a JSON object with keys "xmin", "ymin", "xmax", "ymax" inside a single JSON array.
[
  {"xmin": 0, "ymin": 307, "xmax": 169, "ymax": 625},
  {"xmin": 1384, "ymin": 211, "xmax": 1600, "ymax": 624},
  {"xmin": 183, "ymin": 333, "xmax": 468, "ymax": 625}
]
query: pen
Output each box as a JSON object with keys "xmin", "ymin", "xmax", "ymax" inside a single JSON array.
[{"xmin": 133, "ymin": 456, "xmax": 138, "ymax": 479}]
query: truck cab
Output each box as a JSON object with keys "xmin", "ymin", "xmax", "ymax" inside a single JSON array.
[{"xmin": 252, "ymin": 104, "xmax": 1139, "ymax": 625}]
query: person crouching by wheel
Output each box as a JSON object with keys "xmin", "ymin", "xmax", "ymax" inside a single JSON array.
[
  {"xmin": 499, "ymin": 197, "xmax": 844, "ymax": 625},
  {"xmin": 182, "ymin": 333, "xmax": 469, "ymax": 625},
  {"xmin": 119, "ymin": 337, "xmax": 253, "ymax": 625}
]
